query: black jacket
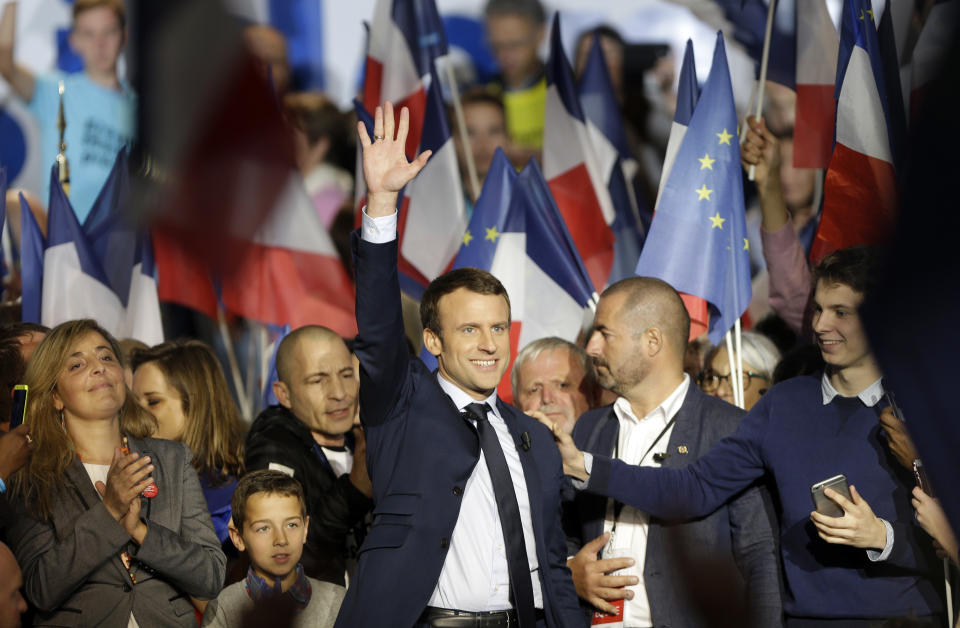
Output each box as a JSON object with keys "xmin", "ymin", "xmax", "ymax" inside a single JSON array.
[{"xmin": 245, "ymin": 405, "xmax": 372, "ymax": 586}]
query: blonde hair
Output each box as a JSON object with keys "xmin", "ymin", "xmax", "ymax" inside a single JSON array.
[
  {"xmin": 11, "ymin": 320, "xmax": 156, "ymax": 522},
  {"xmin": 131, "ymin": 340, "xmax": 245, "ymax": 483}
]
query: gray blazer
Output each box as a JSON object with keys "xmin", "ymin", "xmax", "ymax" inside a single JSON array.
[
  {"xmin": 565, "ymin": 384, "xmax": 783, "ymax": 628},
  {"xmin": 8, "ymin": 437, "xmax": 226, "ymax": 627}
]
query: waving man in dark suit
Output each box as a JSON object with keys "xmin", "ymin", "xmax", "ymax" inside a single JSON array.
[{"xmin": 334, "ymin": 102, "xmax": 581, "ymax": 628}]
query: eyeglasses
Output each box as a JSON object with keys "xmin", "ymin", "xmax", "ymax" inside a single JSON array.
[{"xmin": 697, "ymin": 370, "xmax": 766, "ymax": 393}]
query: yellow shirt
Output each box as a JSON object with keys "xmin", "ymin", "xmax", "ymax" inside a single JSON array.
[{"xmin": 502, "ymin": 76, "xmax": 546, "ymax": 150}]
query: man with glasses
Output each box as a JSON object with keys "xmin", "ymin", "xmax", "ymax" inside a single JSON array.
[
  {"xmin": 545, "ymin": 247, "xmax": 943, "ymax": 626},
  {"xmin": 558, "ymin": 276, "xmax": 781, "ymax": 627}
]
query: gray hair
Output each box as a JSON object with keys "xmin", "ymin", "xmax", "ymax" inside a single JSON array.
[
  {"xmin": 511, "ymin": 336, "xmax": 592, "ymax": 393},
  {"xmin": 705, "ymin": 331, "xmax": 781, "ymax": 383}
]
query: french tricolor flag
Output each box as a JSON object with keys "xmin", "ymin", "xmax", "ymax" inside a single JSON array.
[
  {"xmin": 19, "ymin": 192, "xmax": 45, "ymax": 324},
  {"xmin": 578, "ymin": 33, "xmax": 646, "ymax": 285},
  {"xmin": 220, "ymin": 175, "xmax": 357, "ymax": 337},
  {"xmin": 795, "ymin": 0, "xmax": 839, "ymax": 168},
  {"xmin": 363, "ymin": 0, "xmax": 446, "ymax": 160},
  {"xmin": 394, "ymin": 66, "xmax": 468, "ymax": 296},
  {"xmin": 653, "ymin": 40, "xmax": 710, "ymax": 341},
  {"xmin": 542, "ymin": 14, "xmax": 616, "ymax": 292},
  {"xmin": 438, "ymin": 149, "xmax": 595, "ymax": 402},
  {"xmin": 41, "ymin": 168, "xmax": 163, "ymax": 344},
  {"xmin": 812, "ymin": 0, "xmax": 901, "ymax": 262}
]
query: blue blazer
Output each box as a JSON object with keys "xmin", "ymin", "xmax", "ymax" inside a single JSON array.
[
  {"xmin": 335, "ymin": 233, "xmax": 582, "ymax": 628},
  {"xmin": 565, "ymin": 385, "xmax": 783, "ymax": 628}
]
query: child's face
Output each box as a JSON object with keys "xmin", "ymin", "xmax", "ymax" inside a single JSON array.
[
  {"xmin": 70, "ymin": 6, "xmax": 125, "ymax": 76},
  {"xmin": 230, "ymin": 493, "xmax": 309, "ymax": 583}
]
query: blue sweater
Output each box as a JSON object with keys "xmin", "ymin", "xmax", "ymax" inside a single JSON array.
[{"xmin": 585, "ymin": 375, "xmax": 941, "ymax": 620}]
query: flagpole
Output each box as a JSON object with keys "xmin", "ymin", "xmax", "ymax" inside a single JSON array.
[
  {"xmin": 734, "ymin": 318, "xmax": 745, "ymax": 408},
  {"xmin": 724, "ymin": 330, "xmax": 743, "ymax": 408},
  {"xmin": 217, "ymin": 305, "xmax": 252, "ymax": 419},
  {"xmin": 442, "ymin": 61, "xmax": 481, "ymax": 201},
  {"xmin": 748, "ymin": 0, "xmax": 777, "ymax": 182}
]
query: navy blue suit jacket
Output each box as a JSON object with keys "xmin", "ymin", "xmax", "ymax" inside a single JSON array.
[
  {"xmin": 335, "ymin": 233, "xmax": 582, "ymax": 628},
  {"xmin": 565, "ymin": 385, "xmax": 782, "ymax": 627}
]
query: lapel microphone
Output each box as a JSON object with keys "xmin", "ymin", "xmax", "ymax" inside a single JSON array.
[
  {"xmin": 652, "ymin": 452, "xmax": 669, "ymax": 464},
  {"xmin": 521, "ymin": 432, "xmax": 531, "ymax": 451}
]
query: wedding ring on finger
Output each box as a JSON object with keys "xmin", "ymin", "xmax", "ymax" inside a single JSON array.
[{"xmin": 374, "ymin": 134, "xmax": 385, "ymax": 141}]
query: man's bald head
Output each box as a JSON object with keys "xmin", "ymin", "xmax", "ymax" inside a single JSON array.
[
  {"xmin": 276, "ymin": 326, "xmax": 345, "ymax": 385},
  {"xmin": 0, "ymin": 541, "xmax": 26, "ymax": 628},
  {"xmin": 601, "ymin": 277, "xmax": 690, "ymax": 357}
]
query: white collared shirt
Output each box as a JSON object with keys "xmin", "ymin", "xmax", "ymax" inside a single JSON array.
[
  {"xmin": 427, "ymin": 374, "xmax": 543, "ymax": 611},
  {"xmin": 821, "ymin": 374, "xmax": 885, "ymax": 407},
  {"xmin": 361, "ymin": 209, "xmax": 542, "ymax": 611},
  {"xmin": 603, "ymin": 375, "xmax": 689, "ymax": 628}
]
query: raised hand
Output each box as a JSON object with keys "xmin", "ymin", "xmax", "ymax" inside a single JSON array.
[
  {"xmin": 740, "ymin": 115, "xmax": 780, "ymax": 189},
  {"xmin": 357, "ymin": 101, "xmax": 432, "ymax": 217},
  {"xmin": 567, "ymin": 533, "xmax": 638, "ymax": 615}
]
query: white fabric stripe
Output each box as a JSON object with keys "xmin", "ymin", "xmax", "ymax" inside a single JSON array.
[
  {"xmin": 373, "ymin": 14, "xmax": 422, "ymax": 104},
  {"xmin": 250, "ymin": 175, "xmax": 338, "ymax": 256},
  {"xmin": 797, "ymin": 0, "xmax": 839, "ymax": 84},
  {"xmin": 835, "ymin": 46, "xmax": 893, "ymax": 163},
  {"xmin": 42, "ymin": 243, "xmax": 125, "ymax": 333},
  {"xmin": 655, "ymin": 121, "xmax": 688, "ymax": 211},
  {"xmin": 542, "ymin": 84, "xmax": 616, "ymax": 225},
  {"xmin": 401, "ymin": 139, "xmax": 468, "ymax": 280},
  {"xmin": 124, "ymin": 263, "xmax": 164, "ymax": 345}
]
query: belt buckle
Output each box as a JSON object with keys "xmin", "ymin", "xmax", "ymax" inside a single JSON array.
[{"xmin": 504, "ymin": 609, "xmax": 514, "ymax": 628}]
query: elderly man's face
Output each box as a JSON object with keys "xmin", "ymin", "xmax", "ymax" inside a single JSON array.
[{"xmin": 515, "ymin": 347, "xmax": 591, "ymax": 434}]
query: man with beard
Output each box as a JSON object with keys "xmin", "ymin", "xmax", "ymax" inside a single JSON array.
[{"xmin": 558, "ymin": 276, "xmax": 781, "ymax": 627}]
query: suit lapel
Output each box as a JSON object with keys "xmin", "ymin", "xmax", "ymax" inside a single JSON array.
[
  {"xmin": 583, "ymin": 408, "xmax": 619, "ymax": 542},
  {"xmin": 497, "ymin": 400, "xmax": 547, "ymax": 562},
  {"xmin": 662, "ymin": 385, "xmax": 697, "ymax": 470}
]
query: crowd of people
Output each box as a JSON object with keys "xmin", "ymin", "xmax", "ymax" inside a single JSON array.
[{"xmin": 0, "ymin": 0, "xmax": 958, "ymax": 627}]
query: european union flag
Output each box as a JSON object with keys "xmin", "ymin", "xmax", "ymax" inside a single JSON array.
[{"xmin": 635, "ymin": 32, "xmax": 751, "ymax": 345}]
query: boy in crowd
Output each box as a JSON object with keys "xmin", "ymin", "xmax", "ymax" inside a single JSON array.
[{"xmin": 202, "ymin": 471, "xmax": 344, "ymax": 628}]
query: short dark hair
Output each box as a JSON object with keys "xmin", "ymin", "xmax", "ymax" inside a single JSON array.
[
  {"xmin": 811, "ymin": 245, "xmax": 882, "ymax": 297},
  {"xmin": 0, "ymin": 322, "xmax": 49, "ymax": 346},
  {"xmin": 73, "ymin": 0, "xmax": 126, "ymax": 29},
  {"xmin": 484, "ymin": 0, "xmax": 546, "ymax": 25},
  {"xmin": 274, "ymin": 326, "xmax": 343, "ymax": 385},
  {"xmin": 601, "ymin": 276, "xmax": 690, "ymax": 355},
  {"xmin": 420, "ymin": 268, "xmax": 511, "ymax": 337},
  {"xmin": 232, "ymin": 470, "xmax": 306, "ymax": 533}
]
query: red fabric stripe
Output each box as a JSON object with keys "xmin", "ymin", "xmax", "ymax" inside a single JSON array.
[
  {"xmin": 220, "ymin": 242, "xmax": 357, "ymax": 337},
  {"xmin": 362, "ymin": 57, "xmax": 383, "ymax": 118},
  {"xmin": 498, "ymin": 322, "xmax": 522, "ymax": 404},
  {"xmin": 547, "ymin": 164, "xmax": 615, "ymax": 290},
  {"xmin": 152, "ymin": 227, "xmax": 218, "ymax": 319},
  {"xmin": 680, "ymin": 293, "xmax": 709, "ymax": 342},
  {"xmin": 811, "ymin": 142, "xmax": 897, "ymax": 263},
  {"xmin": 794, "ymin": 84, "xmax": 836, "ymax": 169}
]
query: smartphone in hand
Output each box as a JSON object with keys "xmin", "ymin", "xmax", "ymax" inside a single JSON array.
[
  {"xmin": 9, "ymin": 385, "xmax": 28, "ymax": 429},
  {"xmin": 811, "ymin": 474, "xmax": 852, "ymax": 518}
]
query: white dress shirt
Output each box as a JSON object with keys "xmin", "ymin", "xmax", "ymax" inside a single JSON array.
[{"xmin": 361, "ymin": 208, "xmax": 542, "ymax": 612}]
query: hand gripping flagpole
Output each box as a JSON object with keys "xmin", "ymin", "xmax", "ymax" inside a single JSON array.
[{"xmin": 748, "ymin": 0, "xmax": 778, "ymax": 182}]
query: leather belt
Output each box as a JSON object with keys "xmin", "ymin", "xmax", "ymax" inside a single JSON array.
[{"xmin": 418, "ymin": 606, "xmax": 545, "ymax": 627}]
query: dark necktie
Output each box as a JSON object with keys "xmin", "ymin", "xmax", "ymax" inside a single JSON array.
[{"xmin": 464, "ymin": 402, "xmax": 536, "ymax": 628}]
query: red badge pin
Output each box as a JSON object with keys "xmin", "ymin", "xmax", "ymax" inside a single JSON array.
[{"xmin": 142, "ymin": 482, "xmax": 158, "ymax": 499}]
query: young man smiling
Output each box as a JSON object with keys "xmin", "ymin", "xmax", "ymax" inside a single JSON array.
[
  {"xmin": 335, "ymin": 101, "xmax": 581, "ymax": 628},
  {"xmin": 543, "ymin": 246, "xmax": 942, "ymax": 626}
]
